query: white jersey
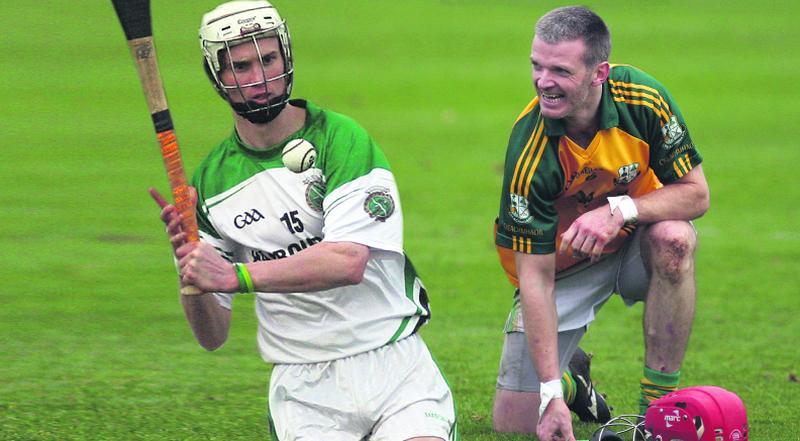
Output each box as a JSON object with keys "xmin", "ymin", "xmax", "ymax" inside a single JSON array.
[{"xmin": 191, "ymin": 100, "xmax": 430, "ymax": 364}]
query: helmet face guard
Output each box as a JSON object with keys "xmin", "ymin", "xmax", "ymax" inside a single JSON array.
[
  {"xmin": 590, "ymin": 386, "xmax": 748, "ymax": 441},
  {"xmin": 200, "ymin": 1, "xmax": 294, "ymax": 124}
]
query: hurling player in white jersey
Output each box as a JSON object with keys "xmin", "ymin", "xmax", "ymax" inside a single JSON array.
[{"xmin": 150, "ymin": 2, "xmax": 457, "ymax": 440}]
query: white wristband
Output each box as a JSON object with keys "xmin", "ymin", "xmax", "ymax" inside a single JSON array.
[
  {"xmin": 608, "ymin": 195, "xmax": 638, "ymax": 225},
  {"xmin": 539, "ymin": 379, "xmax": 564, "ymax": 418}
]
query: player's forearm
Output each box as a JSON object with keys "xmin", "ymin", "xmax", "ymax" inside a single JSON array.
[
  {"xmin": 180, "ymin": 293, "xmax": 230, "ymax": 351},
  {"xmin": 521, "ymin": 286, "xmax": 561, "ymax": 381},
  {"xmin": 516, "ymin": 252, "xmax": 561, "ymax": 382},
  {"xmin": 246, "ymin": 241, "xmax": 370, "ymax": 293},
  {"xmin": 633, "ymin": 165, "xmax": 710, "ymax": 223}
]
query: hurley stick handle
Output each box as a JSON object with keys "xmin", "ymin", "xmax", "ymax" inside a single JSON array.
[{"xmin": 112, "ymin": 0, "xmax": 201, "ymax": 295}]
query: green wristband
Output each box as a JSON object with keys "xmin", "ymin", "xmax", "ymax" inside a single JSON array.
[{"xmin": 234, "ymin": 263, "xmax": 255, "ymax": 293}]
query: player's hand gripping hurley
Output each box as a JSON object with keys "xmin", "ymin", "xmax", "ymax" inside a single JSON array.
[{"xmin": 112, "ymin": 0, "xmax": 201, "ymax": 295}]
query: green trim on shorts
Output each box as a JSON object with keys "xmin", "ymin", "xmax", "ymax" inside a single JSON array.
[
  {"xmin": 268, "ymin": 412, "xmax": 279, "ymax": 440},
  {"xmin": 426, "ymin": 348, "xmax": 460, "ymax": 441},
  {"xmin": 503, "ymin": 290, "xmax": 522, "ymax": 334}
]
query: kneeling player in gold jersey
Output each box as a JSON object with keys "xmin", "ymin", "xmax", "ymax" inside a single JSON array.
[{"xmin": 493, "ymin": 6, "xmax": 709, "ymax": 441}]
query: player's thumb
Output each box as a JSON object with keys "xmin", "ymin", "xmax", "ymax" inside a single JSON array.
[{"xmin": 189, "ymin": 186, "xmax": 198, "ymax": 206}]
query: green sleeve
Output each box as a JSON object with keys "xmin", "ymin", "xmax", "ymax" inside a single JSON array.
[
  {"xmin": 495, "ymin": 113, "xmax": 563, "ymax": 254},
  {"xmin": 314, "ymin": 112, "xmax": 391, "ymax": 195},
  {"xmin": 645, "ymin": 81, "xmax": 703, "ymax": 183}
]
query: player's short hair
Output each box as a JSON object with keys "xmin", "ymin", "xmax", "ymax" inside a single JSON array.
[{"xmin": 535, "ymin": 6, "xmax": 611, "ymax": 67}]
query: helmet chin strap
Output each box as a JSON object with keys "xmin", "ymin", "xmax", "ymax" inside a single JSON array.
[{"xmin": 230, "ymin": 95, "xmax": 288, "ymax": 124}]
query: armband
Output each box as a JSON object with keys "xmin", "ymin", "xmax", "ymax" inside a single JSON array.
[
  {"xmin": 233, "ymin": 263, "xmax": 255, "ymax": 293},
  {"xmin": 539, "ymin": 379, "xmax": 564, "ymax": 418},
  {"xmin": 608, "ymin": 195, "xmax": 638, "ymax": 225}
]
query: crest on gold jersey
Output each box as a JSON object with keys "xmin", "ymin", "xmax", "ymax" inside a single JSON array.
[
  {"xmin": 509, "ymin": 193, "xmax": 532, "ymax": 224},
  {"xmin": 661, "ymin": 115, "xmax": 686, "ymax": 149},
  {"xmin": 616, "ymin": 162, "xmax": 640, "ymax": 185}
]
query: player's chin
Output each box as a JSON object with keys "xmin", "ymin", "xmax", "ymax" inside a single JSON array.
[
  {"xmin": 539, "ymin": 104, "xmax": 569, "ymax": 119},
  {"xmin": 249, "ymin": 94, "xmax": 271, "ymax": 104},
  {"xmin": 229, "ymin": 97, "xmax": 269, "ymax": 109}
]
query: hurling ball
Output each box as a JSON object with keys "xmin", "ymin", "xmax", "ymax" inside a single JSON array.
[{"xmin": 281, "ymin": 139, "xmax": 316, "ymax": 173}]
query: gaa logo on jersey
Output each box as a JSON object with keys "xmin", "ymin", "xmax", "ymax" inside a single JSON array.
[
  {"xmin": 661, "ymin": 115, "xmax": 686, "ymax": 149},
  {"xmin": 616, "ymin": 162, "xmax": 640, "ymax": 185},
  {"xmin": 304, "ymin": 175, "xmax": 325, "ymax": 213},
  {"xmin": 509, "ymin": 193, "xmax": 532, "ymax": 224},
  {"xmin": 363, "ymin": 186, "xmax": 395, "ymax": 222},
  {"xmin": 233, "ymin": 209, "xmax": 265, "ymax": 229}
]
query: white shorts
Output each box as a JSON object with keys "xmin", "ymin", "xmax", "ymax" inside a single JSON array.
[
  {"xmin": 497, "ymin": 327, "xmax": 586, "ymax": 392},
  {"xmin": 497, "ymin": 228, "xmax": 649, "ymax": 392},
  {"xmin": 503, "ymin": 227, "xmax": 650, "ymax": 335},
  {"xmin": 268, "ymin": 334, "xmax": 457, "ymax": 441}
]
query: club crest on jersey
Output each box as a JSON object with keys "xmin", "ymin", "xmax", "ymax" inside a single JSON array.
[
  {"xmin": 304, "ymin": 175, "xmax": 325, "ymax": 213},
  {"xmin": 616, "ymin": 162, "xmax": 640, "ymax": 185},
  {"xmin": 661, "ymin": 115, "xmax": 687, "ymax": 149},
  {"xmin": 363, "ymin": 186, "xmax": 395, "ymax": 222},
  {"xmin": 509, "ymin": 193, "xmax": 532, "ymax": 224}
]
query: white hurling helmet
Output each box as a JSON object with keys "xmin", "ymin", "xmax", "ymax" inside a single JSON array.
[{"xmin": 199, "ymin": 0, "xmax": 294, "ymax": 124}]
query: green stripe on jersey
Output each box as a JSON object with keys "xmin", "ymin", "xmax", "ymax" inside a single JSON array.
[{"xmin": 388, "ymin": 255, "xmax": 425, "ymax": 343}]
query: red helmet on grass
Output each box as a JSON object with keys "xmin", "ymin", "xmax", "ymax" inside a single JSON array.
[
  {"xmin": 589, "ymin": 386, "xmax": 748, "ymax": 441},
  {"xmin": 644, "ymin": 386, "xmax": 748, "ymax": 441}
]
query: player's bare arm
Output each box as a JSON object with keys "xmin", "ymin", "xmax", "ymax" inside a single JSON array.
[
  {"xmin": 150, "ymin": 187, "xmax": 231, "ymax": 350},
  {"xmin": 180, "ymin": 294, "xmax": 231, "ymax": 351},
  {"xmin": 152, "ymin": 185, "xmax": 370, "ymax": 295},
  {"xmin": 177, "ymin": 240, "xmax": 370, "ymax": 294},
  {"xmin": 516, "ymin": 252, "xmax": 575, "ymax": 441},
  {"xmin": 560, "ymin": 165, "xmax": 710, "ymax": 262},
  {"xmin": 633, "ymin": 165, "xmax": 710, "ymax": 224}
]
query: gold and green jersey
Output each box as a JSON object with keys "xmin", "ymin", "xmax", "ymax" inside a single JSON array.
[
  {"xmin": 496, "ymin": 64, "xmax": 702, "ymax": 280},
  {"xmin": 192, "ymin": 100, "xmax": 429, "ymax": 364}
]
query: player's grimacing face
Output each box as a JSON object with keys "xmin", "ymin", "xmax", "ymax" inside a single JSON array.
[
  {"xmin": 219, "ymin": 37, "xmax": 286, "ymax": 105},
  {"xmin": 531, "ymin": 36, "xmax": 595, "ymax": 120}
]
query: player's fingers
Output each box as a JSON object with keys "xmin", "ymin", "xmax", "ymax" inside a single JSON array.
[
  {"xmin": 159, "ymin": 202, "xmax": 178, "ymax": 224},
  {"xmin": 149, "ymin": 187, "xmax": 169, "ymax": 209},
  {"xmin": 169, "ymin": 232, "xmax": 187, "ymax": 249},
  {"xmin": 166, "ymin": 212, "xmax": 184, "ymax": 234},
  {"xmin": 188, "ymin": 186, "xmax": 198, "ymax": 206},
  {"xmin": 590, "ymin": 238, "xmax": 607, "ymax": 262},
  {"xmin": 579, "ymin": 235, "xmax": 596, "ymax": 255},
  {"xmin": 562, "ymin": 418, "xmax": 576, "ymax": 441},
  {"xmin": 569, "ymin": 231, "xmax": 591, "ymax": 259},
  {"xmin": 559, "ymin": 226, "xmax": 577, "ymax": 255},
  {"xmin": 175, "ymin": 241, "xmax": 197, "ymax": 260},
  {"xmin": 180, "ymin": 267, "xmax": 192, "ymax": 285}
]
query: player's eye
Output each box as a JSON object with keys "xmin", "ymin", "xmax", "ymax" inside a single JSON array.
[
  {"xmin": 554, "ymin": 67, "xmax": 570, "ymax": 76},
  {"xmin": 261, "ymin": 54, "xmax": 277, "ymax": 66},
  {"xmin": 232, "ymin": 61, "xmax": 250, "ymax": 72}
]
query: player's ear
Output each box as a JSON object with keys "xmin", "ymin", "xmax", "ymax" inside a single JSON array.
[
  {"xmin": 203, "ymin": 60, "xmax": 226, "ymax": 99},
  {"xmin": 593, "ymin": 61, "xmax": 610, "ymax": 86}
]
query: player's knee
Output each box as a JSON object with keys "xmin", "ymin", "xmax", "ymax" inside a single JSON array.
[
  {"xmin": 643, "ymin": 222, "xmax": 696, "ymax": 284},
  {"xmin": 492, "ymin": 390, "xmax": 539, "ymax": 433}
]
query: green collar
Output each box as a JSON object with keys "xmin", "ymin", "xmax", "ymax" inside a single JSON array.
[{"xmin": 232, "ymin": 99, "xmax": 315, "ymax": 157}]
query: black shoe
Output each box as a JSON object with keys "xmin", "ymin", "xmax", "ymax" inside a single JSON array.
[{"xmin": 568, "ymin": 347, "xmax": 612, "ymax": 423}]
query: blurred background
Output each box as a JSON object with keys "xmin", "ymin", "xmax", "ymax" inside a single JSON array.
[{"xmin": 1, "ymin": 1, "xmax": 798, "ymax": 439}]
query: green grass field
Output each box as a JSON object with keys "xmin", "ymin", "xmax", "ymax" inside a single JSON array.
[{"xmin": 2, "ymin": 1, "xmax": 798, "ymax": 439}]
